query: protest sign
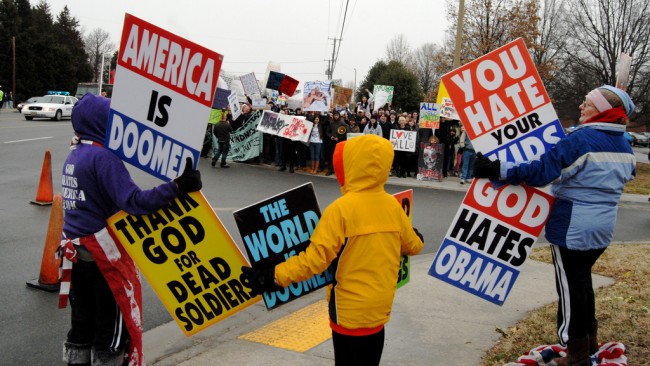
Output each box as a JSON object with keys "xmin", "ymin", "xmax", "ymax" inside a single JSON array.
[
  {"xmin": 616, "ymin": 53, "xmax": 632, "ymax": 92},
  {"xmin": 437, "ymin": 81, "xmax": 460, "ymax": 120},
  {"xmin": 332, "ymin": 85, "xmax": 353, "ymax": 111},
  {"xmin": 429, "ymin": 38, "xmax": 563, "ymax": 305},
  {"xmin": 106, "ymin": 191, "xmax": 258, "ymax": 336},
  {"xmin": 212, "ymin": 88, "xmax": 230, "ymax": 109},
  {"xmin": 208, "ymin": 109, "xmax": 224, "ymax": 125},
  {"xmin": 252, "ymin": 97, "xmax": 268, "ymax": 110},
  {"xmin": 346, "ymin": 132, "xmax": 364, "ymax": 140},
  {"xmin": 302, "ymin": 81, "xmax": 332, "ymax": 112},
  {"xmin": 277, "ymin": 114, "xmax": 313, "ymax": 143},
  {"xmin": 240, "ymin": 72, "xmax": 261, "ymax": 97},
  {"xmin": 390, "ymin": 129, "xmax": 417, "ymax": 152},
  {"xmin": 233, "ymin": 183, "xmax": 329, "ymax": 310},
  {"xmin": 429, "ymin": 180, "xmax": 554, "ymax": 305},
  {"xmin": 228, "ymin": 92, "xmax": 241, "ymax": 120},
  {"xmin": 257, "ymin": 110, "xmax": 281, "ymax": 135},
  {"xmin": 266, "ymin": 71, "xmax": 299, "ymax": 96},
  {"xmin": 440, "ymin": 38, "xmax": 564, "ymax": 161},
  {"xmin": 228, "ymin": 111, "xmax": 263, "ymax": 161},
  {"xmin": 372, "ymin": 85, "xmax": 394, "ymax": 111},
  {"xmin": 107, "ymin": 14, "xmax": 223, "ymax": 181},
  {"xmin": 418, "ymin": 143, "xmax": 444, "ymax": 181},
  {"xmin": 419, "ymin": 102, "xmax": 441, "ymax": 129},
  {"xmin": 392, "ymin": 190, "xmax": 413, "ymax": 288}
]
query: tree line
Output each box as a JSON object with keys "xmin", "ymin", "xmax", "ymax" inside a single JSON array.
[
  {"xmin": 0, "ymin": 0, "xmax": 115, "ymax": 103},
  {"xmin": 360, "ymin": 0, "xmax": 650, "ymax": 129}
]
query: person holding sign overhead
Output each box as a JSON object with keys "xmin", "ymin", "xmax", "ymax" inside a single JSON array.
[
  {"xmin": 242, "ymin": 134, "xmax": 424, "ymax": 366},
  {"xmin": 473, "ymin": 85, "xmax": 636, "ymax": 366},
  {"xmin": 59, "ymin": 93, "xmax": 202, "ymax": 366}
]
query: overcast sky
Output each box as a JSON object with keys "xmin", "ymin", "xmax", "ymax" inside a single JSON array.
[{"xmin": 43, "ymin": 0, "xmax": 452, "ymax": 90}]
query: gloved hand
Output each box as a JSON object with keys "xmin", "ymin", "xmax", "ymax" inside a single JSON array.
[
  {"xmin": 241, "ymin": 265, "xmax": 281, "ymax": 295},
  {"xmin": 174, "ymin": 157, "xmax": 202, "ymax": 193},
  {"xmin": 473, "ymin": 152, "xmax": 501, "ymax": 180},
  {"xmin": 413, "ymin": 227, "xmax": 424, "ymax": 244}
]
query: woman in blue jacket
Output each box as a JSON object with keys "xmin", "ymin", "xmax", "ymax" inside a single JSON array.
[{"xmin": 474, "ymin": 85, "xmax": 636, "ymax": 366}]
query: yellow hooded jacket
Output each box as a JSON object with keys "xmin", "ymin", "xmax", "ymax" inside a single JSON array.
[{"xmin": 274, "ymin": 134, "xmax": 423, "ymax": 333}]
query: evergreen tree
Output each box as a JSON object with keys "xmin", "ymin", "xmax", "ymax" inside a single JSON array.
[{"xmin": 357, "ymin": 60, "xmax": 424, "ymax": 112}]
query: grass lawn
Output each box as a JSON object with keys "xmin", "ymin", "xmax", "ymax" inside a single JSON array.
[
  {"xmin": 480, "ymin": 246, "xmax": 650, "ymax": 365},
  {"xmin": 625, "ymin": 161, "xmax": 650, "ymax": 195}
]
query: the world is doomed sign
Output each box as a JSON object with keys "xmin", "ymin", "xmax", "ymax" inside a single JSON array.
[
  {"xmin": 106, "ymin": 192, "xmax": 258, "ymax": 336},
  {"xmin": 233, "ymin": 183, "xmax": 329, "ymax": 310},
  {"xmin": 107, "ymin": 14, "xmax": 223, "ymax": 181}
]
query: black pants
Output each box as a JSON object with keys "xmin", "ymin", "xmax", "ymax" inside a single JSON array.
[
  {"xmin": 68, "ymin": 260, "xmax": 128, "ymax": 353},
  {"xmin": 332, "ymin": 328, "xmax": 384, "ymax": 366},
  {"xmin": 551, "ymin": 245, "xmax": 606, "ymax": 345}
]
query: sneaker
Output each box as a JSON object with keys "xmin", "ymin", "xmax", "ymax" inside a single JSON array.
[
  {"xmin": 460, "ymin": 179, "xmax": 464, "ymax": 184},
  {"xmin": 211, "ymin": 160, "xmax": 217, "ymax": 167},
  {"xmin": 221, "ymin": 164, "xmax": 230, "ymax": 168}
]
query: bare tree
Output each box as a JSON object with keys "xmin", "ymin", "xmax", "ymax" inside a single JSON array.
[
  {"xmin": 385, "ymin": 34, "xmax": 413, "ymax": 66},
  {"xmin": 554, "ymin": 0, "xmax": 650, "ymax": 125},
  {"xmin": 84, "ymin": 28, "xmax": 115, "ymax": 83},
  {"xmin": 412, "ymin": 43, "xmax": 448, "ymax": 98},
  {"xmin": 530, "ymin": 0, "xmax": 570, "ymax": 86}
]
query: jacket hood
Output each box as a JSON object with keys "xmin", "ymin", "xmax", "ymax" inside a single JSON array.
[
  {"xmin": 71, "ymin": 93, "xmax": 111, "ymax": 144},
  {"xmin": 333, "ymin": 134, "xmax": 394, "ymax": 194}
]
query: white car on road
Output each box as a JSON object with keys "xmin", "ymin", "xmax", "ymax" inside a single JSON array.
[{"xmin": 21, "ymin": 94, "xmax": 78, "ymax": 121}]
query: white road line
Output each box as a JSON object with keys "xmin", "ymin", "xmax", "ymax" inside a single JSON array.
[{"xmin": 4, "ymin": 136, "xmax": 54, "ymax": 144}]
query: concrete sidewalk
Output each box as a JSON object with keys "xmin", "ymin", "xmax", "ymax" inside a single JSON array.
[
  {"xmin": 142, "ymin": 166, "xmax": 636, "ymax": 365},
  {"xmin": 144, "ymin": 253, "xmax": 614, "ymax": 366}
]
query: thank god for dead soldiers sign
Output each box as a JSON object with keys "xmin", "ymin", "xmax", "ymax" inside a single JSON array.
[
  {"xmin": 107, "ymin": 14, "xmax": 223, "ymax": 181},
  {"xmin": 106, "ymin": 192, "xmax": 258, "ymax": 336},
  {"xmin": 233, "ymin": 183, "xmax": 329, "ymax": 310},
  {"xmin": 429, "ymin": 38, "xmax": 561, "ymax": 305}
]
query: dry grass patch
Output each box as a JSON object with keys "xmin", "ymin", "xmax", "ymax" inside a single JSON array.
[
  {"xmin": 625, "ymin": 161, "xmax": 650, "ymax": 195},
  {"xmin": 481, "ymin": 244, "xmax": 650, "ymax": 366}
]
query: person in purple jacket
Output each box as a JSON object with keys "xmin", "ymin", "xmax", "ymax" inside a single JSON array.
[{"xmin": 60, "ymin": 93, "xmax": 202, "ymax": 366}]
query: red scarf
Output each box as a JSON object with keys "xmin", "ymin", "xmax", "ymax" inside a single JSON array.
[{"xmin": 583, "ymin": 106, "xmax": 628, "ymax": 125}]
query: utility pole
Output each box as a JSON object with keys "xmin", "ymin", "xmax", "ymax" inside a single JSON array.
[
  {"xmin": 326, "ymin": 37, "xmax": 340, "ymax": 80},
  {"xmin": 12, "ymin": 37, "xmax": 16, "ymax": 103},
  {"xmin": 453, "ymin": 0, "xmax": 465, "ymax": 69}
]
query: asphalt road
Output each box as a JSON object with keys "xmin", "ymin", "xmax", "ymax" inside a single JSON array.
[{"xmin": 1, "ymin": 109, "xmax": 648, "ymax": 365}]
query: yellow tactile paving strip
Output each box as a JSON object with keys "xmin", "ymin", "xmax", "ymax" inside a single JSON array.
[{"xmin": 238, "ymin": 299, "xmax": 331, "ymax": 352}]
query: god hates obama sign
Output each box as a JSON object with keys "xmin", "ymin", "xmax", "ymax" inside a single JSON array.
[
  {"xmin": 233, "ymin": 183, "xmax": 330, "ymax": 310},
  {"xmin": 106, "ymin": 192, "xmax": 258, "ymax": 336},
  {"xmin": 440, "ymin": 37, "xmax": 564, "ymax": 161},
  {"xmin": 107, "ymin": 14, "xmax": 223, "ymax": 180},
  {"xmin": 429, "ymin": 38, "xmax": 561, "ymax": 305}
]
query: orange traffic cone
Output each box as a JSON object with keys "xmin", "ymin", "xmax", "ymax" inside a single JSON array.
[
  {"xmin": 26, "ymin": 194, "xmax": 63, "ymax": 292},
  {"xmin": 30, "ymin": 150, "xmax": 54, "ymax": 206}
]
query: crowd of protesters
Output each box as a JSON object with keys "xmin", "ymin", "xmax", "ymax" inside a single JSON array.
[{"xmin": 204, "ymin": 93, "xmax": 472, "ymax": 183}]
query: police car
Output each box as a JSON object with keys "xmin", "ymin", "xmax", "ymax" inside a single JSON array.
[{"xmin": 21, "ymin": 91, "xmax": 78, "ymax": 121}]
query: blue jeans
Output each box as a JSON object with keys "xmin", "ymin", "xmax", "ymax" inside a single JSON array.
[
  {"xmin": 461, "ymin": 150, "xmax": 476, "ymax": 180},
  {"xmin": 212, "ymin": 136, "xmax": 230, "ymax": 165},
  {"xmin": 309, "ymin": 142, "xmax": 322, "ymax": 162}
]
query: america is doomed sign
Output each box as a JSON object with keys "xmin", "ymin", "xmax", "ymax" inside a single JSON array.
[{"xmin": 107, "ymin": 14, "xmax": 223, "ymax": 181}]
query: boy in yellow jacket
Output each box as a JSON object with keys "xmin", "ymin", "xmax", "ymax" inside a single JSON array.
[{"xmin": 243, "ymin": 134, "xmax": 423, "ymax": 366}]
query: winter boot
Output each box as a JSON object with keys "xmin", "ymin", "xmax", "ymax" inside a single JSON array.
[
  {"xmin": 553, "ymin": 336, "xmax": 591, "ymax": 366},
  {"xmin": 62, "ymin": 342, "xmax": 91, "ymax": 366},
  {"xmin": 588, "ymin": 321, "xmax": 599, "ymax": 355},
  {"xmin": 313, "ymin": 162, "xmax": 319, "ymax": 174},
  {"xmin": 91, "ymin": 347, "xmax": 126, "ymax": 366}
]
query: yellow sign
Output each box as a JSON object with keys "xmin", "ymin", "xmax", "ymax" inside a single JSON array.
[
  {"xmin": 106, "ymin": 191, "xmax": 259, "ymax": 336},
  {"xmin": 393, "ymin": 189, "xmax": 413, "ymax": 288}
]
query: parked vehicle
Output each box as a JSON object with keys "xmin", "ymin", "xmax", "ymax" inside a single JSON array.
[
  {"xmin": 629, "ymin": 132, "xmax": 649, "ymax": 147},
  {"xmin": 21, "ymin": 93, "xmax": 78, "ymax": 121},
  {"xmin": 16, "ymin": 96, "xmax": 43, "ymax": 113},
  {"xmin": 75, "ymin": 82, "xmax": 113, "ymax": 98}
]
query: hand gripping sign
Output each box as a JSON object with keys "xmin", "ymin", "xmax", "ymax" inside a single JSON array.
[
  {"xmin": 106, "ymin": 192, "xmax": 259, "ymax": 336},
  {"xmin": 107, "ymin": 14, "xmax": 223, "ymax": 181},
  {"xmin": 429, "ymin": 38, "xmax": 563, "ymax": 305}
]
